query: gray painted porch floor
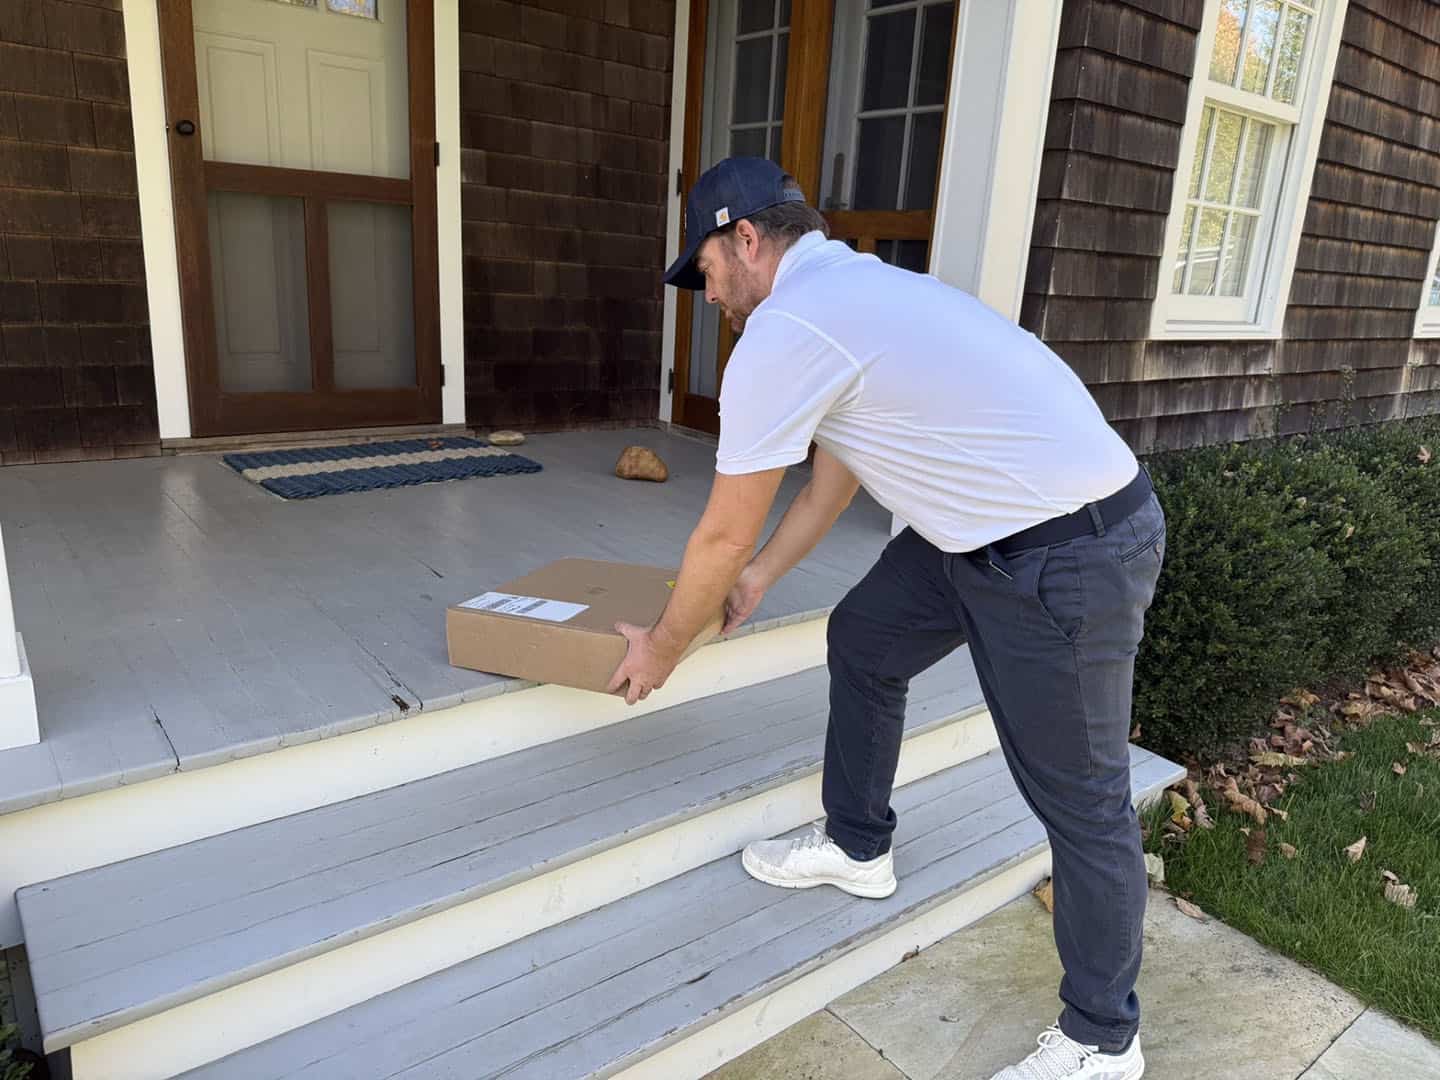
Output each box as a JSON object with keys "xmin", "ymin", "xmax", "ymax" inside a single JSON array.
[{"xmin": 0, "ymin": 428, "xmax": 895, "ymax": 815}]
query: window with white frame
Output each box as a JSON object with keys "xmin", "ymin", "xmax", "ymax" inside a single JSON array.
[
  {"xmin": 1416, "ymin": 221, "xmax": 1440, "ymax": 337},
  {"xmin": 1155, "ymin": 0, "xmax": 1347, "ymax": 337}
]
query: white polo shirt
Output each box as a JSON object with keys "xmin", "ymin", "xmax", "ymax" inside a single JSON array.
[{"xmin": 715, "ymin": 232, "xmax": 1138, "ymax": 553}]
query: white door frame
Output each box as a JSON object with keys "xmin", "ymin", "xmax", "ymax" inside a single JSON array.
[{"xmin": 120, "ymin": 0, "xmax": 466, "ymax": 440}]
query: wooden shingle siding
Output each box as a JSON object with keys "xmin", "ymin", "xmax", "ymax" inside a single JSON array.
[
  {"xmin": 0, "ymin": 0, "xmax": 155, "ymax": 465},
  {"xmin": 459, "ymin": 0, "xmax": 673, "ymax": 432},
  {"xmin": 1025, "ymin": 0, "xmax": 1440, "ymax": 451}
]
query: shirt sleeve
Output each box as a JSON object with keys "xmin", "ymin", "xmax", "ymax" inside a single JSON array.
[{"xmin": 715, "ymin": 311, "xmax": 861, "ymax": 476}]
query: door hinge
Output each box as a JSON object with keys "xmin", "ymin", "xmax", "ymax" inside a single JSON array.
[
  {"xmin": 667, "ymin": 368, "xmax": 675, "ymax": 394},
  {"xmin": 434, "ymin": 141, "xmax": 441, "ymax": 167},
  {"xmin": 440, "ymin": 366, "xmax": 446, "ymax": 387}
]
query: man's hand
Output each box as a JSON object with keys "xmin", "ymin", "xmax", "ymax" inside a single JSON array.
[
  {"xmin": 723, "ymin": 564, "xmax": 769, "ymax": 634},
  {"xmin": 606, "ymin": 622, "xmax": 682, "ymax": 705}
]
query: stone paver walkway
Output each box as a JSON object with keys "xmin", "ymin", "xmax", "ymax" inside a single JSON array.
[{"xmin": 707, "ymin": 887, "xmax": 1440, "ymax": 1080}]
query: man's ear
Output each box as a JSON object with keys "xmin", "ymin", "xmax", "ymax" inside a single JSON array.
[{"xmin": 734, "ymin": 219, "xmax": 763, "ymax": 260}]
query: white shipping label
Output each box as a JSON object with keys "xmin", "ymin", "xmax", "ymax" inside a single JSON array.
[{"xmin": 459, "ymin": 592, "xmax": 589, "ymax": 623}]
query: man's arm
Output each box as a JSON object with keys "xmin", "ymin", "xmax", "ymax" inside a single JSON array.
[
  {"xmin": 607, "ymin": 467, "xmax": 785, "ymax": 704},
  {"xmin": 721, "ymin": 447, "xmax": 861, "ymax": 632}
]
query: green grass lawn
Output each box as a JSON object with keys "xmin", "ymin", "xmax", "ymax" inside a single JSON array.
[{"xmin": 1146, "ymin": 711, "xmax": 1440, "ymax": 1041}]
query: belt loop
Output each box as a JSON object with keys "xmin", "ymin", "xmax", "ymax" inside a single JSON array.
[{"xmin": 1086, "ymin": 502, "xmax": 1106, "ymax": 537}]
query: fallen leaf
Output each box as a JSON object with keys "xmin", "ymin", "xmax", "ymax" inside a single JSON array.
[
  {"xmin": 1193, "ymin": 803, "xmax": 1216, "ymax": 829},
  {"xmin": 1268, "ymin": 805, "xmax": 1290, "ymax": 822},
  {"xmin": 1345, "ymin": 836, "xmax": 1368, "ymax": 863},
  {"xmin": 1385, "ymin": 881, "xmax": 1417, "ymax": 909},
  {"xmin": 1408, "ymin": 742, "xmax": 1426, "ymax": 755},
  {"xmin": 940, "ymin": 1015, "xmax": 960, "ymax": 1023},
  {"xmin": 1280, "ymin": 842, "xmax": 1297, "ymax": 860},
  {"xmin": 1168, "ymin": 790, "xmax": 1191, "ymax": 823},
  {"xmin": 1420, "ymin": 445, "xmax": 1433, "ymax": 465},
  {"xmin": 1342, "ymin": 523, "xmax": 1356, "ymax": 540},
  {"xmin": 1381, "ymin": 869, "xmax": 1400, "ymax": 884},
  {"xmin": 1283, "ymin": 690, "xmax": 1321, "ymax": 709},
  {"xmin": 1175, "ymin": 897, "xmax": 1207, "ymax": 921},
  {"xmin": 1246, "ymin": 829, "xmax": 1268, "ymax": 866},
  {"xmin": 1033, "ymin": 878, "xmax": 1055, "ymax": 913},
  {"xmin": 901, "ymin": 946, "xmax": 921, "ymax": 962},
  {"xmin": 1129, "ymin": 723, "xmax": 1142, "ymax": 741},
  {"xmin": 1393, "ymin": 761, "xmax": 1408, "ymax": 776},
  {"xmin": 1251, "ymin": 751, "xmax": 1308, "ymax": 768},
  {"xmin": 1359, "ymin": 790, "xmax": 1377, "ymax": 813},
  {"xmin": 1144, "ymin": 853, "xmax": 1166, "ymax": 886},
  {"xmin": 1222, "ymin": 779, "xmax": 1268, "ymax": 825}
]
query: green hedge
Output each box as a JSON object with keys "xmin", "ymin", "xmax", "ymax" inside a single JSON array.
[{"xmin": 1135, "ymin": 416, "xmax": 1439, "ymax": 761}]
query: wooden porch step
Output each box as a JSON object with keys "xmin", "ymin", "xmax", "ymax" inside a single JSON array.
[
  {"xmin": 18, "ymin": 651, "xmax": 989, "ymax": 1067},
  {"xmin": 180, "ymin": 747, "xmax": 1183, "ymax": 1080}
]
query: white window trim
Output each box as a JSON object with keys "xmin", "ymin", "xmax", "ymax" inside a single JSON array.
[
  {"xmin": 1150, "ymin": 0, "xmax": 1350, "ymax": 341},
  {"xmin": 1415, "ymin": 219, "xmax": 1440, "ymax": 338}
]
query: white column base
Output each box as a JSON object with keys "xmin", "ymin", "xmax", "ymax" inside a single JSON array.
[{"xmin": 0, "ymin": 635, "xmax": 39, "ymax": 751}]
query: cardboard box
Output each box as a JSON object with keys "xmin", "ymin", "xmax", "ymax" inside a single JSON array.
[{"xmin": 446, "ymin": 559, "xmax": 724, "ymax": 694}]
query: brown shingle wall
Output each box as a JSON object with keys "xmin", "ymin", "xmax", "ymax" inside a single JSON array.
[
  {"xmin": 1023, "ymin": 0, "xmax": 1440, "ymax": 452},
  {"xmin": 0, "ymin": 0, "xmax": 157, "ymax": 465},
  {"xmin": 457, "ymin": 0, "xmax": 673, "ymax": 431}
]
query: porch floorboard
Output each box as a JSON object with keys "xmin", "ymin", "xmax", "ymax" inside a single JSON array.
[{"xmin": 0, "ymin": 428, "xmax": 894, "ymax": 815}]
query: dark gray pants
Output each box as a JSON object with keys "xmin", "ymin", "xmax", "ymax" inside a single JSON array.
[{"xmin": 822, "ymin": 490, "xmax": 1166, "ymax": 1051}]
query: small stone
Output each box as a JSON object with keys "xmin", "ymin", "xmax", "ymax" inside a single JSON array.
[
  {"xmin": 488, "ymin": 430, "xmax": 526, "ymax": 446},
  {"xmin": 615, "ymin": 446, "xmax": 669, "ymax": 482}
]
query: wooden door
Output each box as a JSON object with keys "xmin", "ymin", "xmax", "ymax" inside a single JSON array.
[
  {"xmin": 159, "ymin": 0, "xmax": 440, "ymax": 438},
  {"xmin": 673, "ymin": 0, "xmax": 958, "ymax": 436}
]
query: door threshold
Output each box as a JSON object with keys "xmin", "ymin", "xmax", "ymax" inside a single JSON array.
[{"xmin": 163, "ymin": 423, "xmax": 470, "ymax": 456}]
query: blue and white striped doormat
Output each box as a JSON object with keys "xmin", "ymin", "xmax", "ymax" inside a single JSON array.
[{"xmin": 222, "ymin": 437, "xmax": 543, "ymax": 499}]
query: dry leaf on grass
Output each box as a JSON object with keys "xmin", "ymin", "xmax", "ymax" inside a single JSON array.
[
  {"xmin": 1175, "ymin": 897, "xmax": 1207, "ymax": 921},
  {"xmin": 1393, "ymin": 762, "xmax": 1408, "ymax": 776},
  {"xmin": 1420, "ymin": 445, "xmax": 1433, "ymax": 465},
  {"xmin": 1221, "ymin": 779, "xmax": 1268, "ymax": 825},
  {"xmin": 1385, "ymin": 881, "xmax": 1418, "ymax": 909},
  {"xmin": 1408, "ymin": 742, "xmax": 1426, "ymax": 755},
  {"xmin": 1246, "ymin": 828, "xmax": 1268, "ymax": 866},
  {"xmin": 1381, "ymin": 869, "xmax": 1399, "ymax": 884},
  {"xmin": 1345, "ymin": 836, "xmax": 1368, "ymax": 863},
  {"xmin": 1268, "ymin": 805, "xmax": 1290, "ymax": 822},
  {"xmin": 1283, "ymin": 690, "xmax": 1321, "ymax": 709},
  {"xmin": 1280, "ymin": 842, "xmax": 1298, "ymax": 859},
  {"xmin": 1359, "ymin": 790, "xmax": 1377, "ymax": 813},
  {"xmin": 1251, "ymin": 751, "xmax": 1308, "ymax": 768},
  {"xmin": 1144, "ymin": 853, "xmax": 1166, "ymax": 886},
  {"xmin": 1033, "ymin": 878, "xmax": 1055, "ymax": 913},
  {"xmin": 1167, "ymin": 790, "xmax": 1191, "ymax": 823}
]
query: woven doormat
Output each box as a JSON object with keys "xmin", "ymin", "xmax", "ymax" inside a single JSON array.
[{"xmin": 223, "ymin": 437, "xmax": 543, "ymax": 499}]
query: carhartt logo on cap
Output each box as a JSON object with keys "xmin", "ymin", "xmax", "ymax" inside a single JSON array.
[{"xmin": 715, "ymin": 206, "xmax": 730, "ymax": 226}]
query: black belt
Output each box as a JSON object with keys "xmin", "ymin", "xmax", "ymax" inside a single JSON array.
[{"xmin": 990, "ymin": 468, "xmax": 1153, "ymax": 557}]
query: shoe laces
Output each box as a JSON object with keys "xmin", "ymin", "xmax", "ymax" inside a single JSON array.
[
  {"xmin": 793, "ymin": 825, "xmax": 833, "ymax": 853},
  {"xmin": 1008, "ymin": 1025, "xmax": 1097, "ymax": 1080}
]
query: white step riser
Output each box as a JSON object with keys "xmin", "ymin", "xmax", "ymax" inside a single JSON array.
[
  {"xmin": 0, "ymin": 618, "xmax": 829, "ymax": 948},
  {"xmin": 68, "ymin": 711, "xmax": 1000, "ymax": 1080},
  {"xmin": 616, "ymin": 848, "xmax": 1054, "ymax": 1080},
  {"xmin": 616, "ymin": 779, "xmax": 1178, "ymax": 1080}
]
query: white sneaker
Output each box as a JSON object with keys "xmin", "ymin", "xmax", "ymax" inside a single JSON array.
[
  {"xmin": 990, "ymin": 1025, "xmax": 1143, "ymax": 1080},
  {"xmin": 741, "ymin": 825, "xmax": 897, "ymax": 898}
]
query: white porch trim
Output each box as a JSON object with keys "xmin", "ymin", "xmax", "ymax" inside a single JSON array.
[
  {"xmin": 120, "ymin": 0, "xmax": 467, "ymax": 437},
  {"xmin": 659, "ymin": 0, "xmax": 691, "ymax": 425},
  {"xmin": 123, "ymin": 0, "xmax": 190, "ymax": 440},
  {"xmin": 0, "ymin": 526, "xmax": 39, "ymax": 752},
  {"xmin": 929, "ymin": 0, "xmax": 1063, "ymax": 319},
  {"xmin": 434, "ymin": 0, "xmax": 465, "ymax": 424}
]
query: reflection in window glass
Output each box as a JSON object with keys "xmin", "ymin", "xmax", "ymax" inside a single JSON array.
[
  {"xmin": 734, "ymin": 37, "xmax": 773, "ymax": 124},
  {"xmin": 862, "ymin": 10, "xmax": 917, "ymax": 111},
  {"xmin": 1273, "ymin": 9, "xmax": 1311, "ymax": 103},
  {"xmin": 1240, "ymin": 0, "xmax": 1281, "ymax": 94},
  {"xmin": 326, "ymin": 0, "xmax": 376, "ymax": 16},
  {"xmin": 1210, "ymin": 0, "xmax": 1247, "ymax": 83},
  {"xmin": 853, "ymin": 116, "xmax": 906, "ymax": 210}
]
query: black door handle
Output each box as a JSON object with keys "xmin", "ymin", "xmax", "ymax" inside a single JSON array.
[{"xmin": 174, "ymin": 119, "xmax": 196, "ymax": 136}]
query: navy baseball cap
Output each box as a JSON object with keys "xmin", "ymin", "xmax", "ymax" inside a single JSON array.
[{"xmin": 663, "ymin": 157, "xmax": 809, "ymax": 290}]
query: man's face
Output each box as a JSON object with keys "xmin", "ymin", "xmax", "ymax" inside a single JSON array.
[{"xmin": 697, "ymin": 226, "xmax": 768, "ymax": 333}]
